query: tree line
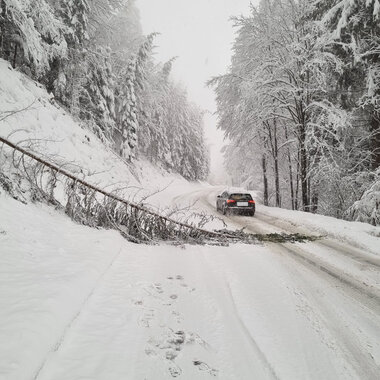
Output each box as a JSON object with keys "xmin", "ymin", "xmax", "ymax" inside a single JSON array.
[
  {"xmin": 210, "ymin": 0, "xmax": 380, "ymax": 225},
  {"xmin": 0, "ymin": 0, "xmax": 209, "ymax": 181}
]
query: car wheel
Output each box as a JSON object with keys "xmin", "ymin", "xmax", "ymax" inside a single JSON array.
[
  {"xmin": 250, "ymin": 211, "xmax": 255, "ymax": 217},
  {"xmin": 222, "ymin": 205, "xmax": 227, "ymax": 215}
]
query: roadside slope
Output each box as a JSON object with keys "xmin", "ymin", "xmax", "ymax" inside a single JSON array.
[{"xmin": 0, "ymin": 58, "xmax": 190, "ymax": 203}]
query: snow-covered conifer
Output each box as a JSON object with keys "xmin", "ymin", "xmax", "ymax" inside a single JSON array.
[
  {"xmin": 115, "ymin": 33, "xmax": 155, "ymax": 160},
  {"xmin": 1, "ymin": 0, "xmax": 67, "ymax": 75}
]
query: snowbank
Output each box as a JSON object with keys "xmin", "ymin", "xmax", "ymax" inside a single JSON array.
[
  {"xmin": 258, "ymin": 204, "xmax": 380, "ymax": 255},
  {"xmin": 0, "ymin": 194, "xmax": 126, "ymax": 379}
]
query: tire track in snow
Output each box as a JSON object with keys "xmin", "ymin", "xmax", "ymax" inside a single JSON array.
[
  {"xmin": 202, "ymin": 191, "xmax": 380, "ymax": 302},
  {"xmin": 277, "ymin": 248, "xmax": 380, "ymax": 380},
  {"xmin": 224, "ymin": 281, "xmax": 280, "ymax": 380},
  {"xmin": 256, "ymin": 213, "xmax": 380, "ymax": 268},
  {"xmin": 278, "ymin": 243, "xmax": 380, "ymax": 305},
  {"xmin": 243, "ymin": 213, "xmax": 380, "ymax": 304},
  {"xmin": 225, "ymin": 209, "xmax": 380, "ymax": 378},
  {"xmin": 198, "ymin": 189, "xmax": 380, "ymax": 305},
  {"xmin": 234, "ymin": 211, "xmax": 380, "ymax": 310},
  {"xmin": 32, "ymin": 247, "xmax": 124, "ymax": 380},
  {"xmin": 182, "ymin": 188, "xmax": 380, "ymax": 377},
  {"xmin": 245, "ymin": 213, "xmax": 380, "ymax": 378}
]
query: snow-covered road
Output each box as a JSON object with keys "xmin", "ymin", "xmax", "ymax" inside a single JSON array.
[{"xmin": 1, "ymin": 188, "xmax": 380, "ymax": 380}]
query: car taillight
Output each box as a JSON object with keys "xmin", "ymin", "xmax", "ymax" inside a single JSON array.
[
  {"xmin": 226, "ymin": 199, "xmax": 236, "ymax": 204},
  {"xmin": 248, "ymin": 200, "xmax": 255, "ymax": 204}
]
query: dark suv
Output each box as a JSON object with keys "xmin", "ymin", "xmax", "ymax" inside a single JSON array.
[{"xmin": 216, "ymin": 191, "xmax": 255, "ymax": 216}]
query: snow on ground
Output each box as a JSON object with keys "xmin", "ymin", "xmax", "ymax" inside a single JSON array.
[
  {"xmin": 168, "ymin": 185, "xmax": 380, "ymax": 256},
  {"xmin": 257, "ymin": 204, "xmax": 380, "ymax": 255},
  {"xmin": 2, "ymin": 193, "xmax": 380, "ymax": 380},
  {"xmin": 0, "ymin": 59, "xmax": 188, "ymax": 202},
  {"xmin": 1, "ymin": 57, "xmax": 380, "ymax": 379}
]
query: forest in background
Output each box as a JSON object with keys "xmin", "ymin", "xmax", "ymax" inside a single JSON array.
[
  {"xmin": 0, "ymin": 0, "xmax": 209, "ymax": 181},
  {"xmin": 210, "ymin": 0, "xmax": 380, "ymax": 225}
]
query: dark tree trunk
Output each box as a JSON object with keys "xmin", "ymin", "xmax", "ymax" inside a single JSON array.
[
  {"xmin": 299, "ymin": 124, "xmax": 309, "ymax": 211},
  {"xmin": 295, "ymin": 151, "xmax": 300, "ymax": 210},
  {"xmin": 0, "ymin": 0, "xmax": 5, "ymax": 57},
  {"xmin": 284, "ymin": 125, "xmax": 295, "ymax": 210},
  {"xmin": 12, "ymin": 43, "xmax": 17, "ymax": 68},
  {"xmin": 311, "ymin": 193, "xmax": 318, "ymax": 213},
  {"xmin": 262, "ymin": 154, "xmax": 269, "ymax": 206},
  {"xmin": 273, "ymin": 120, "xmax": 281, "ymax": 207},
  {"xmin": 370, "ymin": 110, "xmax": 380, "ymax": 170},
  {"xmin": 289, "ymin": 162, "xmax": 295, "ymax": 210},
  {"xmin": 267, "ymin": 121, "xmax": 281, "ymax": 207}
]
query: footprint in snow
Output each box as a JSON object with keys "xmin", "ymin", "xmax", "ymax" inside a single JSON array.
[
  {"xmin": 139, "ymin": 309, "xmax": 155, "ymax": 328},
  {"xmin": 168, "ymin": 364, "xmax": 182, "ymax": 378},
  {"xmin": 153, "ymin": 283, "xmax": 164, "ymax": 294},
  {"xmin": 193, "ymin": 360, "xmax": 218, "ymax": 377}
]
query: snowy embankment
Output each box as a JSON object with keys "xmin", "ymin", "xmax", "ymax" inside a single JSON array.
[
  {"xmin": 258, "ymin": 204, "xmax": 380, "ymax": 255},
  {"xmin": 0, "ymin": 59, "xmax": 192, "ymax": 204}
]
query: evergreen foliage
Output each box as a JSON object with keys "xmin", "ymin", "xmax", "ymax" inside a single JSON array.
[
  {"xmin": 138, "ymin": 59, "xmax": 209, "ymax": 179},
  {"xmin": 0, "ymin": 0, "xmax": 209, "ymax": 181},
  {"xmin": 1, "ymin": 0, "xmax": 67, "ymax": 75}
]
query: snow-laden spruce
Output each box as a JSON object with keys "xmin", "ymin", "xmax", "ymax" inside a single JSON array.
[{"xmin": 0, "ymin": 0, "xmax": 209, "ymax": 181}]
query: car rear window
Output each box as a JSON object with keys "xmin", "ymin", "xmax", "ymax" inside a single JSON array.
[{"xmin": 230, "ymin": 193, "xmax": 252, "ymax": 201}]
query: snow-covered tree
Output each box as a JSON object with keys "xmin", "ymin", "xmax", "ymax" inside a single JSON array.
[
  {"xmin": 1, "ymin": 0, "xmax": 210, "ymax": 182},
  {"xmin": 79, "ymin": 47, "xmax": 116, "ymax": 142},
  {"xmin": 138, "ymin": 59, "xmax": 209, "ymax": 180},
  {"xmin": 58, "ymin": 0, "xmax": 89, "ymax": 46},
  {"xmin": 104, "ymin": 0, "xmax": 142, "ymax": 56},
  {"xmin": 48, "ymin": 0, "xmax": 89, "ymax": 114},
  {"xmin": 211, "ymin": 0, "xmax": 380, "ymax": 223},
  {"xmin": 310, "ymin": 0, "xmax": 380, "ymax": 221},
  {"xmin": 114, "ymin": 33, "xmax": 155, "ymax": 160},
  {"xmin": 211, "ymin": 0, "xmax": 351, "ymax": 212},
  {"xmin": 138, "ymin": 59, "xmax": 174, "ymax": 167},
  {"xmin": 0, "ymin": 0, "xmax": 67, "ymax": 76},
  {"xmin": 316, "ymin": 0, "xmax": 380, "ymax": 168},
  {"xmin": 347, "ymin": 168, "xmax": 380, "ymax": 225},
  {"xmin": 164, "ymin": 83, "xmax": 209, "ymax": 180}
]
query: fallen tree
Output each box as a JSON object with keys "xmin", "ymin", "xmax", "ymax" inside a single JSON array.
[{"xmin": 0, "ymin": 136, "xmax": 318, "ymax": 245}]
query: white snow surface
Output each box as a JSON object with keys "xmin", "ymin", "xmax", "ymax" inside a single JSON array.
[
  {"xmin": 167, "ymin": 185, "xmax": 380, "ymax": 256},
  {"xmin": 2, "ymin": 192, "xmax": 380, "ymax": 380},
  {"xmin": 1, "ymin": 58, "xmax": 380, "ymax": 379}
]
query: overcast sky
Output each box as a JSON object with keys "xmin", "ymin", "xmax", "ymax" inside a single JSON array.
[{"xmin": 136, "ymin": 0, "xmax": 255, "ymax": 183}]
